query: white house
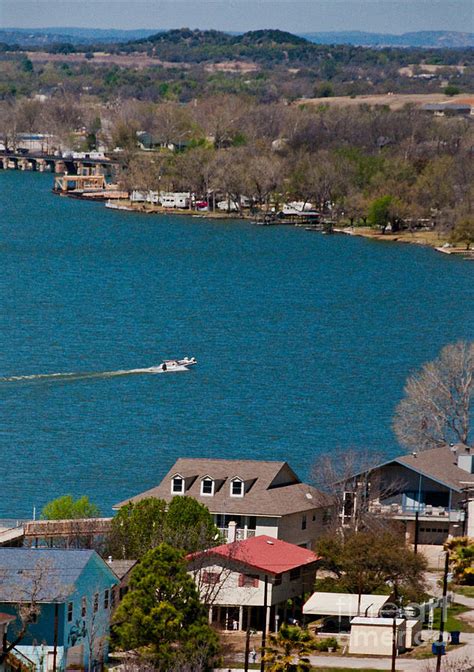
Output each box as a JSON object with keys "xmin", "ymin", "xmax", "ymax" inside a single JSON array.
[
  {"xmin": 188, "ymin": 535, "xmax": 319, "ymax": 632},
  {"xmin": 114, "ymin": 458, "xmax": 331, "ymax": 548}
]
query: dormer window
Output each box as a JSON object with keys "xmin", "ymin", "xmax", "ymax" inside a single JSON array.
[
  {"xmin": 230, "ymin": 478, "xmax": 244, "ymax": 497},
  {"xmin": 172, "ymin": 475, "xmax": 185, "ymax": 495},
  {"xmin": 201, "ymin": 477, "xmax": 214, "ymax": 496}
]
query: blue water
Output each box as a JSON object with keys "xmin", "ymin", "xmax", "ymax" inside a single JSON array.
[{"xmin": 1, "ymin": 171, "xmax": 473, "ymax": 518}]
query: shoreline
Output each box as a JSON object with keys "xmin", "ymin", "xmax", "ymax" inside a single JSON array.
[{"xmin": 334, "ymin": 226, "xmax": 474, "ymax": 259}]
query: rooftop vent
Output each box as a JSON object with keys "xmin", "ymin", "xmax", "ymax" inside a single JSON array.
[{"xmin": 266, "ymin": 540, "xmax": 274, "ymax": 545}]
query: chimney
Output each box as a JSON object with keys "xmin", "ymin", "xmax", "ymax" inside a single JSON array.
[
  {"xmin": 227, "ymin": 520, "xmax": 237, "ymax": 543},
  {"xmin": 458, "ymin": 454, "xmax": 474, "ymax": 474}
]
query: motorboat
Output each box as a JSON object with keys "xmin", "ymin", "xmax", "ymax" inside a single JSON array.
[{"xmin": 146, "ymin": 357, "xmax": 197, "ymax": 374}]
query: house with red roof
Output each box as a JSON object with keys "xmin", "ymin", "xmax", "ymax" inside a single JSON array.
[{"xmin": 187, "ymin": 535, "xmax": 319, "ymax": 632}]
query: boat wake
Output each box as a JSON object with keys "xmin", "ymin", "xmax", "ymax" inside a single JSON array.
[{"xmin": 0, "ymin": 364, "xmax": 190, "ymax": 384}]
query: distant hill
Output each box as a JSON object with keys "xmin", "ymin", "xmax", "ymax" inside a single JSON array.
[
  {"xmin": 303, "ymin": 30, "xmax": 474, "ymax": 49},
  {"xmin": 1, "ymin": 26, "xmax": 472, "ymax": 51},
  {"xmin": 0, "ymin": 27, "xmax": 159, "ymax": 46}
]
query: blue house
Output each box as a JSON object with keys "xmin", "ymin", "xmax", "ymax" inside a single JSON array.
[{"xmin": 0, "ymin": 549, "xmax": 118, "ymax": 672}]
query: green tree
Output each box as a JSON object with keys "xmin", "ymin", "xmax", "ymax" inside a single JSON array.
[
  {"xmin": 450, "ymin": 218, "xmax": 474, "ymax": 250},
  {"xmin": 367, "ymin": 195, "xmax": 393, "ymax": 232},
  {"xmin": 107, "ymin": 496, "xmax": 220, "ymax": 559},
  {"xmin": 263, "ymin": 623, "xmax": 316, "ymax": 672},
  {"xmin": 315, "ymin": 529, "xmax": 427, "ymax": 602},
  {"xmin": 164, "ymin": 495, "xmax": 221, "ymax": 553},
  {"xmin": 444, "ymin": 85, "xmax": 460, "ymax": 96},
  {"xmin": 113, "ymin": 544, "xmax": 220, "ymax": 670},
  {"xmin": 41, "ymin": 495, "xmax": 100, "ymax": 520}
]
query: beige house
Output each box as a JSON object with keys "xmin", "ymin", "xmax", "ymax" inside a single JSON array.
[
  {"xmin": 188, "ymin": 535, "xmax": 319, "ymax": 632},
  {"xmin": 114, "ymin": 458, "xmax": 330, "ymax": 548}
]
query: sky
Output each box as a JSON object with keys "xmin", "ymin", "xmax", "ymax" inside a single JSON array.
[{"xmin": 0, "ymin": 0, "xmax": 473, "ymax": 34}]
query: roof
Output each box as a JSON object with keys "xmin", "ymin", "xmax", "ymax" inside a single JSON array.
[
  {"xmin": 351, "ymin": 617, "xmax": 405, "ymax": 626},
  {"xmin": 0, "ymin": 613, "xmax": 15, "ymax": 625},
  {"xmin": 190, "ymin": 535, "xmax": 319, "ymax": 575},
  {"xmin": 303, "ymin": 592, "xmax": 390, "ymax": 617},
  {"xmin": 113, "ymin": 458, "xmax": 327, "ymax": 516},
  {"xmin": 0, "ymin": 549, "xmax": 102, "ymax": 603},
  {"xmin": 394, "ymin": 444, "xmax": 474, "ymax": 493},
  {"xmin": 107, "ymin": 559, "xmax": 137, "ymax": 580}
]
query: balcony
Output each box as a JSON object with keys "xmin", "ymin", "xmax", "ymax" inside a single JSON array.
[
  {"xmin": 218, "ymin": 527, "xmax": 256, "ymax": 542},
  {"xmin": 370, "ymin": 502, "xmax": 465, "ymax": 522}
]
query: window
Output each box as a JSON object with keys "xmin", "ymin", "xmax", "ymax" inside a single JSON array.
[
  {"xmin": 238, "ymin": 574, "xmax": 259, "ymax": 588},
  {"xmin": 301, "ymin": 514, "xmax": 307, "ymax": 530},
  {"xmin": 81, "ymin": 597, "xmax": 87, "ymax": 618},
  {"xmin": 202, "ymin": 571, "xmax": 220, "ymax": 585},
  {"xmin": 274, "ymin": 574, "xmax": 282, "ymax": 586},
  {"xmin": 93, "ymin": 592, "xmax": 99, "ymax": 613},
  {"xmin": 172, "ymin": 475, "xmax": 184, "ymax": 494},
  {"xmin": 289, "ymin": 568, "xmax": 301, "ymax": 581},
  {"xmin": 104, "ymin": 589, "xmax": 109, "ymax": 610},
  {"xmin": 67, "ymin": 602, "xmax": 73, "ymax": 623},
  {"xmin": 110, "ymin": 587, "xmax": 116, "ymax": 609},
  {"xmin": 201, "ymin": 477, "xmax": 214, "ymax": 496},
  {"xmin": 231, "ymin": 479, "xmax": 244, "ymax": 497}
]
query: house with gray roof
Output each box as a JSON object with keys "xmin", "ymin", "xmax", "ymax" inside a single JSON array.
[
  {"xmin": 341, "ymin": 444, "xmax": 474, "ymax": 552},
  {"xmin": 0, "ymin": 549, "xmax": 118, "ymax": 672},
  {"xmin": 114, "ymin": 458, "xmax": 330, "ymax": 548}
]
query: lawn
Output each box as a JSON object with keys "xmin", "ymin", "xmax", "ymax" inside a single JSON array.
[
  {"xmin": 431, "ymin": 603, "xmax": 474, "ymax": 634},
  {"xmin": 452, "ymin": 585, "xmax": 474, "ymax": 599}
]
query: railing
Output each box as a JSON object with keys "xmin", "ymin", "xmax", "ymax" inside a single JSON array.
[
  {"xmin": 218, "ymin": 527, "xmax": 257, "ymax": 541},
  {"xmin": 370, "ymin": 503, "xmax": 465, "ymax": 521},
  {"xmin": 0, "ymin": 518, "xmax": 30, "ymax": 530}
]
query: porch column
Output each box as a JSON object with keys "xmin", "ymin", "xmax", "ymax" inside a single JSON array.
[
  {"xmin": 225, "ymin": 607, "xmax": 229, "ymax": 631},
  {"xmin": 238, "ymin": 605, "xmax": 244, "ymax": 630},
  {"xmin": 208, "ymin": 605, "xmax": 213, "ymax": 625},
  {"xmin": 266, "ymin": 605, "xmax": 271, "ymax": 633}
]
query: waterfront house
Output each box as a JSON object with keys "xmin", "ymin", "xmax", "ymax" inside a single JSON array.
[
  {"xmin": 114, "ymin": 458, "xmax": 330, "ymax": 548},
  {"xmin": 188, "ymin": 535, "xmax": 319, "ymax": 631},
  {"xmin": 0, "ymin": 548, "xmax": 118, "ymax": 672},
  {"xmin": 339, "ymin": 444, "xmax": 474, "ymax": 558}
]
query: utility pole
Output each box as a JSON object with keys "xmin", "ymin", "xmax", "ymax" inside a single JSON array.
[
  {"xmin": 52, "ymin": 602, "xmax": 59, "ymax": 672},
  {"xmin": 260, "ymin": 575, "xmax": 268, "ymax": 672},
  {"xmin": 391, "ymin": 616, "xmax": 397, "ymax": 672},
  {"xmin": 436, "ymin": 551, "xmax": 450, "ymax": 672},
  {"xmin": 414, "ymin": 510, "xmax": 419, "ymax": 554},
  {"xmin": 244, "ymin": 627, "xmax": 251, "ymax": 672}
]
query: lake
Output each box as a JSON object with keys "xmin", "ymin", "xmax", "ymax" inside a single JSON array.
[{"xmin": 1, "ymin": 171, "xmax": 473, "ymax": 517}]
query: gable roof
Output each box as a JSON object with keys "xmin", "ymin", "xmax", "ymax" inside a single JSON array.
[
  {"xmin": 113, "ymin": 458, "xmax": 326, "ymax": 516},
  {"xmin": 190, "ymin": 535, "xmax": 319, "ymax": 575},
  {"xmin": 0, "ymin": 549, "xmax": 113, "ymax": 603},
  {"xmin": 393, "ymin": 444, "xmax": 474, "ymax": 493}
]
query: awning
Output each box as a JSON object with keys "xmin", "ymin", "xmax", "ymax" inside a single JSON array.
[{"xmin": 303, "ymin": 592, "xmax": 390, "ymax": 617}]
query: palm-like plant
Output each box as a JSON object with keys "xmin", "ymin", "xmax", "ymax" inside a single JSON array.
[
  {"xmin": 445, "ymin": 537, "xmax": 474, "ymax": 583},
  {"xmin": 262, "ymin": 623, "xmax": 316, "ymax": 672}
]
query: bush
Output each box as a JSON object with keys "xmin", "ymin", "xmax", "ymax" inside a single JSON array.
[
  {"xmin": 316, "ymin": 636, "xmax": 339, "ymax": 651},
  {"xmin": 444, "ymin": 85, "xmax": 460, "ymax": 96}
]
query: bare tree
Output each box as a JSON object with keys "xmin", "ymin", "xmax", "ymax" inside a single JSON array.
[
  {"xmin": 393, "ymin": 341, "xmax": 474, "ymax": 451},
  {"xmin": 0, "ymin": 557, "xmax": 69, "ymax": 665},
  {"xmin": 312, "ymin": 447, "xmax": 404, "ymax": 536}
]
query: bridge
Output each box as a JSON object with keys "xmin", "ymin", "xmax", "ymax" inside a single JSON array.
[{"xmin": 0, "ymin": 150, "xmax": 120, "ymax": 177}]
